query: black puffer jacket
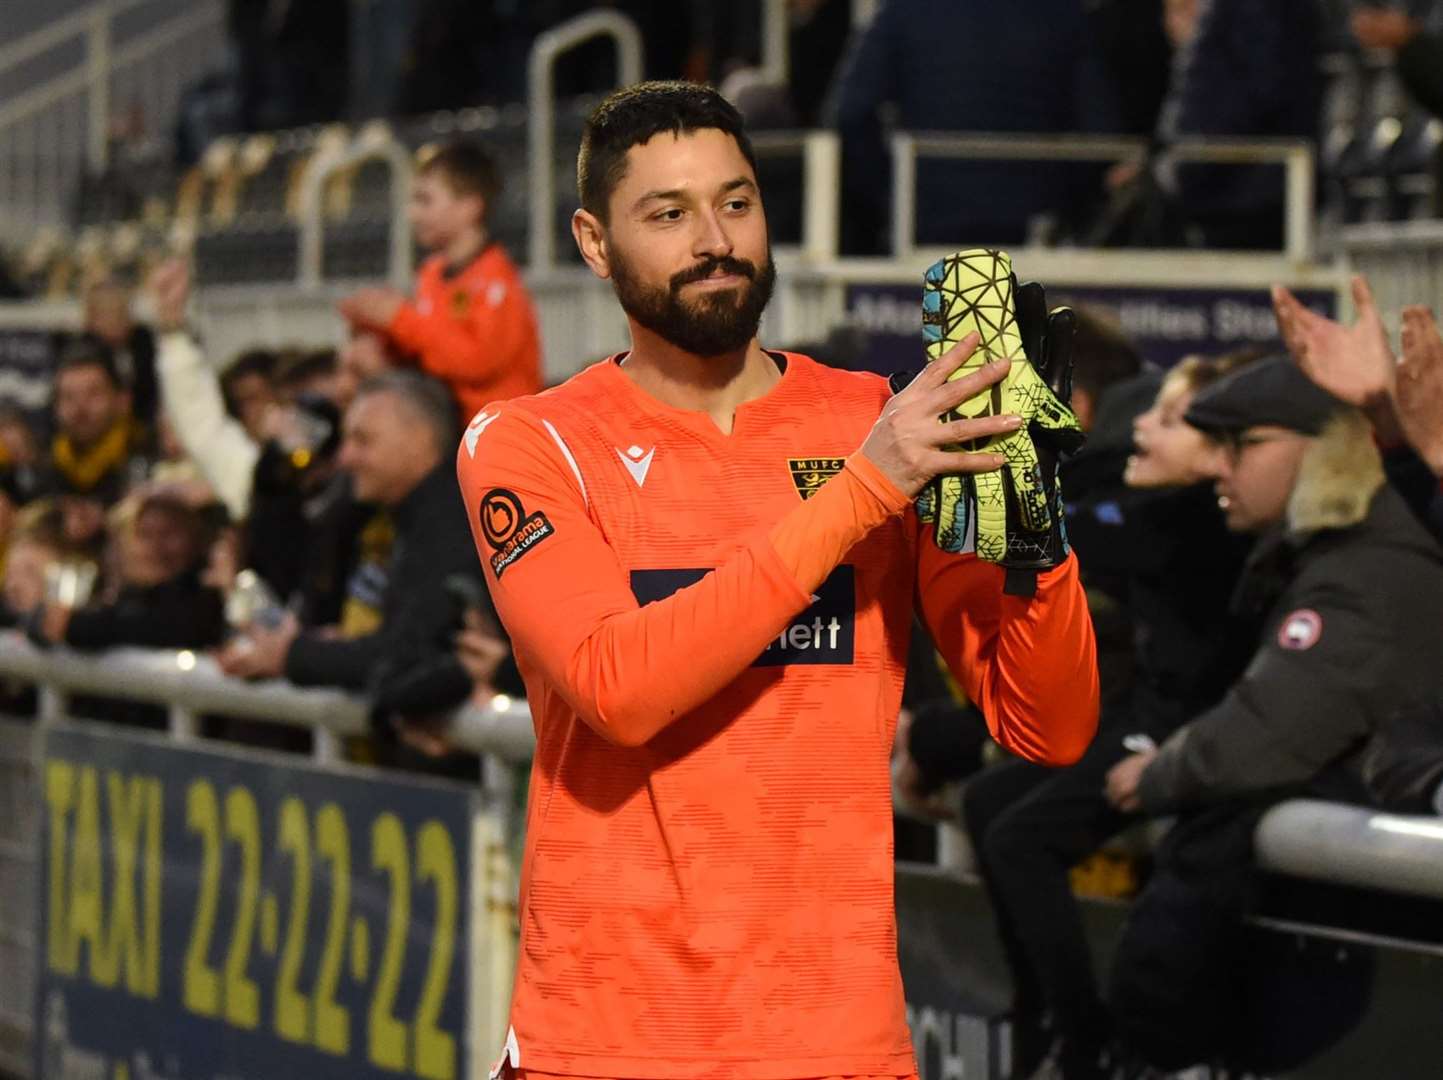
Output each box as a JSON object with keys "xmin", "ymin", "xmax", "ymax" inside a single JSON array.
[{"xmin": 1140, "ymin": 414, "xmax": 1443, "ymax": 812}]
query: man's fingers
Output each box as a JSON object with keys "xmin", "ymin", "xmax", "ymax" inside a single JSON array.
[
  {"xmin": 913, "ymin": 332, "xmax": 981, "ymax": 391},
  {"xmin": 1351, "ymin": 274, "xmax": 1378, "ymax": 316},
  {"xmin": 925, "ymin": 449, "xmax": 1006, "ymax": 476},
  {"xmin": 926, "ymin": 358, "xmax": 1011, "ymax": 415},
  {"xmin": 931, "ymin": 413, "xmax": 1023, "ymax": 446}
]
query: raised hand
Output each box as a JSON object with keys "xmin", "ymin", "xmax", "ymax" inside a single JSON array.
[
  {"xmin": 1271, "ymin": 275, "xmax": 1395, "ymax": 411},
  {"xmin": 862, "ymin": 332, "xmax": 1018, "ymax": 499},
  {"xmin": 1397, "ymin": 305, "xmax": 1443, "ymax": 477}
]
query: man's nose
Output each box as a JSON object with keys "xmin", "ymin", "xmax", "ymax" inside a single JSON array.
[{"xmin": 693, "ymin": 210, "xmax": 733, "ymax": 259}]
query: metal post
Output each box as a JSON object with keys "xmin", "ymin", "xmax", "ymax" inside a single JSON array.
[
  {"xmin": 760, "ymin": 0, "xmax": 789, "ymax": 86},
  {"xmin": 1285, "ymin": 144, "xmax": 1315, "ymax": 264},
  {"xmin": 890, "ymin": 132, "xmax": 916, "ymax": 258},
  {"xmin": 169, "ymin": 704, "xmax": 199, "ymax": 741},
  {"xmin": 37, "ymin": 685, "xmax": 67, "ymax": 728},
  {"xmin": 86, "ymin": 3, "xmax": 112, "ymax": 172},
  {"xmin": 297, "ymin": 143, "xmax": 347, "ymax": 287},
  {"xmin": 802, "ymin": 131, "xmax": 841, "ymax": 263},
  {"xmin": 527, "ymin": 11, "xmax": 644, "ymax": 272},
  {"xmin": 313, "ymin": 726, "xmax": 343, "ymax": 764}
]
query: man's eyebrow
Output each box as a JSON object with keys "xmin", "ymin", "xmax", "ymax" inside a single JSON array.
[
  {"xmin": 632, "ymin": 177, "xmax": 758, "ymax": 212},
  {"xmin": 633, "ymin": 187, "xmax": 685, "ymax": 211}
]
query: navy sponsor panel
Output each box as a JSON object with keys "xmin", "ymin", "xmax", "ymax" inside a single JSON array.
[
  {"xmin": 34, "ymin": 720, "xmax": 474, "ymax": 1080},
  {"xmin": 845, "ymin": 283, "xmax": 1338, "ymax": 374},
  {"xmin": 630, "ymin": 565, "xmax": 855, "ymax": 666}
]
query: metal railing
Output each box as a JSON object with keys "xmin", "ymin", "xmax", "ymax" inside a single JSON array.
[
  {"xmin": 0, "ymin": 634, "xmax": 533, "ymax": 765},
  {"xmin": 527, "ymin": 10, "xmax": 644, "ymax": 272},
  {"xmin": 0, "ymin": 0, "xmax": 227, "ymax": 243},
  {"xmin": 297, "ymin": 127, "xmax": 416, "ymax": 289},
  {"xmin": 0, "ymin": 717, "xmax": 37, "ymax": 1078},
  {"xmin": 750, "ymin": 130, "xmax": 842, "ymax": 262},
  {"xmin": 1340, "ymin": 219, "xmax": 1443, "ymax": 323},
  {"xmin": 889, "ymin": 132, "xmax": 1317, "ymax": 263}
]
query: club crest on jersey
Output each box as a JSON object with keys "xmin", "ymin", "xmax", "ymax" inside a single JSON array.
[
  {"xmin": 480, "ymin": 487, "xmax": 554, "ymax": 578},
  {"xmin": 788, "ymin": 457, "xmax": 845, "ymax": 500},
  {"xmin": 450, "ymin": 287, "xmax": 471, "ymax": 317}
]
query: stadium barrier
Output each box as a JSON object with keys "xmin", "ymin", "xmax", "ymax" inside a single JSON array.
[
  {"xmin": 0, "ymin": 0, "xmax": 227, "ymax": 245},
  {"xmin": 0, "ymin": 635, "xmax": 530, "ymax": 1080},
  {"xmin": 888, "ymin": 133, "xmax": 1318, "ymax": 263},
  {"xmin": 2, "ymin": 635, "xmax": 1443, "ymax": 1077}
]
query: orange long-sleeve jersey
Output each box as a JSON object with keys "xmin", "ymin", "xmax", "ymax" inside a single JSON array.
[
  {"xmin": 457, "ymin": 352, "xmax": 1099, "ymax": 1080},
  {"xmin": 388, "ymin": 243, "xmax": 543, "ymax": 419}
]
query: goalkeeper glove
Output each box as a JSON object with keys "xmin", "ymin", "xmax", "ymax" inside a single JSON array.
[{"xmin": 907, "ymin": 249, "xmax": 1085, "ymax": 592}]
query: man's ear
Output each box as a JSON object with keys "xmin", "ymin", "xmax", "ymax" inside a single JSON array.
[{"xmin": 572, "ymin": 209, "xmax": 611, "ymax": 280}]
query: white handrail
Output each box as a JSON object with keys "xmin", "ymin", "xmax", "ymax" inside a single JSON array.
[
  {"xmin": 888, "ymin": 132, "xmax": 1317, "ymax": 263},
  {"xmin": 749, "ymin": 130, "xmax": 841, "ymax": 261},
  {"xmin": 0, "ymin": 0, "xmax": 153, "ymax": 77},
  {"xmin": 0, "ymin": 634, "xmax": 534, "ymax": 762},
  {"xmin": 297, "ymin": 132, "xmax": 415, "ymax": 288},
  {"xmin": 526, "ymin": 10, "xmax": 644, "ymax": 271},
  {"xmin": 1255, "ymin": 799, "xmax": 1443, "ymax": 902},
  {"xmin": 760, "ymin": 0, "xmax": 789, "ymax": 87}
]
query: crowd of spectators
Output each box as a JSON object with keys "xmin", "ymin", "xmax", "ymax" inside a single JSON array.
[
  {"xmin": 5, "ymin": 3, "xmax": 1443, "ymax": 1073},
  {"xmin": 0, "ymin": 139, "xmax": 536, "ymax": 778},
  {"xmin": 890, "ymin": 270, "xmax": 1443, "ymax": 1076}
]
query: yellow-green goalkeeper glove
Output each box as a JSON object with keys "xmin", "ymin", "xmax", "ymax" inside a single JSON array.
[{"xmin": 915, "ymin": 249, "xmax": 1085, "ymax": 590}]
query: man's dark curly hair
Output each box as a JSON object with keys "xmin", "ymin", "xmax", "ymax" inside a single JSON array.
[{"xmin": 577, "ymin": 81, "xmax": 758, "ymax": 224}]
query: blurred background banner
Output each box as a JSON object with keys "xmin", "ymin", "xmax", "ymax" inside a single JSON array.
[
  {"xmin": 845, "ymin": 283, "xmax": 1340, "ymax": 375},
  {"xmin": 34, "ymin": 720, "xmax": 476, "ymax": 1080}
]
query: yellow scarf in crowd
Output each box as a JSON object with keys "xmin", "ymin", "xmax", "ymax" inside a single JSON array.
[{"xmin": 52, "ymin": 420, "xmax": 135, "ymax": 493}]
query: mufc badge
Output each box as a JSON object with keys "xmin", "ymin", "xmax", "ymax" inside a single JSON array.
[
  {"xmin": 450, "ymin": 287, "xmax": 472, "ymax": 317},
  {"xmin": 788, "ymin": 457, "xmax": 845, "ymax": 500},
  {"xmin": 1277, "ymin": 608, "xmax": 1323, "ymax": 651}
]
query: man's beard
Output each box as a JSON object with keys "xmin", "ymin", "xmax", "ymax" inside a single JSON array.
[{"xmin": 610, "ymin": 245, "xmax": 776, "ymax": 358}]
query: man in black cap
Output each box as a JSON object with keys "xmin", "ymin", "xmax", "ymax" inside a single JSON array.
[{"xmin": 1101, "ymin": 354, "xmax": 1443, "ymax": 1074}]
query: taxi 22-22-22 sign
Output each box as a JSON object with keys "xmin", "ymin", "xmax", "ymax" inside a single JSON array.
[{"xmin": 35, "ymin": 721, "xmax": 476, "ymax": 1080}]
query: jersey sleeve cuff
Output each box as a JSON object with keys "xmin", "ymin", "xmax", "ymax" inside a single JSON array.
[{"xmin": 843, "ymin": 452, "xmax": 912, "ymax": 516}]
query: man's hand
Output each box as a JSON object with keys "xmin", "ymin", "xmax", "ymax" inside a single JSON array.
[
  {"xmin": 146, "ymin": 257, "xmax": 191, "ymax": 334},
  {"xmin": 35, "ymin": 604, "xmax": 72, "ymax": 645},
  {"xmin": 216, "ymin": 612, "xmax": 300, "ymax": 680},
  {"xmin": 1351, "ymin": 7, "xmax": 1422, "ymax": 51},
  {"xmin": 1272, "ymin": 276, "xmax": 1395, "ymax": 409},
  {"xmin": 862, "ymin": 332, "xmax": 1017, "ymax": 498},
  {"xmin": 455, "ymin": 609, "xmax": 509, "ymax": 687},
  {"xmin": 890, "ymin": 708, "xmax": 958, "ymax": 821},
  {"xmin": 1397, "ymin": 305, "xmax": 1443, "ymax": 477},
  {"xmin": 338, "ymin": 287, "xmax": 407, "ymax": 331},
  {"xmin": 396, "ymin": 715, "xmax": 457, "ymax": 758},
  {"xmin": 1105, "ymin": 749, "xmax": 1157, "ymax": 813},
  {"xmin": 1273, "ymin": 276, "xmax": 1402, "ymax": 442}
]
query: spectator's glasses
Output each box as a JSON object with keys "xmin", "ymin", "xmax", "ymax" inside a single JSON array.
[{"xmin": 1219, "ymin": 430, "xmax": 1301, "ymax": 463}]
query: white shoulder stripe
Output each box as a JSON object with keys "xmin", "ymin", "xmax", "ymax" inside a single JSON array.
[{"xmin": 540, "ymin": 418, "xmax": 589, "ymax": 508}]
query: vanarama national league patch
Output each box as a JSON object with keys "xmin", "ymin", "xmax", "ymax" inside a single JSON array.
[{"xmin": 480, "ymin": 487, "xmax": 555, "ymax": 577}]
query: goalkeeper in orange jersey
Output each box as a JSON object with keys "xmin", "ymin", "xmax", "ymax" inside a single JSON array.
[{"xmin": 458, "ymin": 81, "xmax": 1099, "ymax": 1080}]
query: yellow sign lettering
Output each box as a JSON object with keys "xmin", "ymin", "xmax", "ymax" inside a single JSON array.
[
  {"xmin": 44, "ymin": 761, "xmax": 75, "ymax": 975},
  {"xmin": 70, "ymin": 767, "xmax": 108, "ymax": 984}
]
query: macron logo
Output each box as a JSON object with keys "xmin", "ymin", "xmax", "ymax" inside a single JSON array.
[
  {"xmin": 463, "ymin": 409, "xmax": 500, "ymax": 458},
  {"xmin": 617, "ymin": 444, "xmax": 655, "ymax": 488}
]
